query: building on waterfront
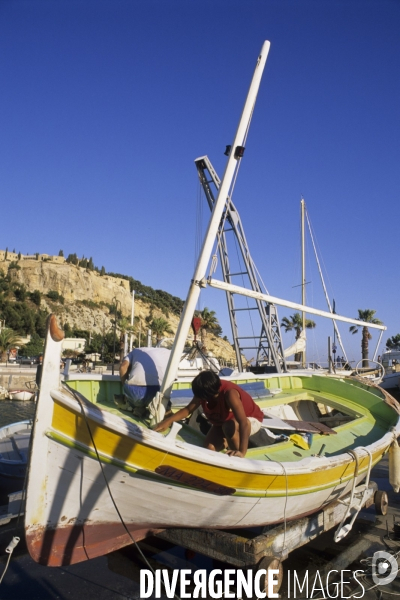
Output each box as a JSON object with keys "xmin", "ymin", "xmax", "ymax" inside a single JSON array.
[{"xmin": 62, "ymin": 338, "xmax": 87, "ymax": 353}]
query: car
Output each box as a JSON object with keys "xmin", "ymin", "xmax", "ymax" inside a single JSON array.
[{"xmin": 17, "ymin": 357, "xmax": 36, "ymax": 365}]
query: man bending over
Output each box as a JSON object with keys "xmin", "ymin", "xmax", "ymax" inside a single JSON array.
[{"xmin": 153, "ymin": 370, "xmax": 264, "ymax": 458}]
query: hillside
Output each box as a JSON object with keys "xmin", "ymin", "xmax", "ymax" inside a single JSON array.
[{"xmin": 0, "ymin": 257, "xmax": 237, "ymax": 363}]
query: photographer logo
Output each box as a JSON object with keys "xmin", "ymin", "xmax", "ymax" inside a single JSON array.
[{"xmin": 372, "ymin": 551, "xmax": 398, "ymax": 586}]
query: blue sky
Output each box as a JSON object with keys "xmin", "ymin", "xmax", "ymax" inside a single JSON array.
[{"xmin": 1, "ymin": 0, "xmax": 399, "ymax": 365}]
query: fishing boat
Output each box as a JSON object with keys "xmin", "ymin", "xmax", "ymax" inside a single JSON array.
[
  {"xmin": 0, "ymin": 420, "xmax": 32, "ymax": 495},
  {"xmin": 24, "ymin": 41, "xmax": 400, "ymax": 568}
]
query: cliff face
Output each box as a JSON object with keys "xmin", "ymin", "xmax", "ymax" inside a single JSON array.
[
  {"xmin": 3, "ymin": 259, "xmax": 132, "ymax": 310},
  {"xmin": 0, "ymin": 259, "xmax": 236, "ymax": 362}
]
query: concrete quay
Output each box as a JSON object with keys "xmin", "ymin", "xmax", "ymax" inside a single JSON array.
[{"xmin": 0, "ymin": 364, "xmax": 37, "ymax": 393}]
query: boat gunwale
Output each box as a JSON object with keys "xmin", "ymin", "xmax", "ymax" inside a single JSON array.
[{"xmin": 50, "ymin": 385, "xmax": 400, "ymax": 476}]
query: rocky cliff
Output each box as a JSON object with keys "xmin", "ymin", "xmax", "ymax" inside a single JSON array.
[{"xmin": 0, "ymin": 259, "xmax": 237, "ymax": 363}]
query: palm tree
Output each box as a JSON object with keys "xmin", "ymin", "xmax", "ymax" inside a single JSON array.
[
  {"xmin": 149, "ymin": 317, "xmax": 173, "ymax": 344},
  {"xmin": 0, "ymin": 328, "xmax": 22, "ymax": 362},
  {"xmin": 349, "ymin": 309, "xmax": 383, "ymax": 368},
  {"xmin": 386, "ymin": 334, "xmax": 400, "ymax": 350},
  {"xmin": 281, "ymin": 312, "xmax": 316, "ymax": 338},
  {"xmin": 280, "ymin": 312, "xmax": 316, "ymax": 362},
  {"xmin": 199, "ymin": 307, "xmax": 220, "ymax": 351}
]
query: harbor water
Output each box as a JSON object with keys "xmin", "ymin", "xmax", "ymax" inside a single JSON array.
[{"xmin": 0, "ymin": 400, "xmax": 36, "ymax": 428}]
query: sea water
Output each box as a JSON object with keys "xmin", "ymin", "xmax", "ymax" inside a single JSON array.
[
  {"xmin": 0, "ymin": 400, "xmax": 36, "ymax": 503},
  {"xmin": 0, "ymin": 400, "xmax": 36, "ymax": 427}
]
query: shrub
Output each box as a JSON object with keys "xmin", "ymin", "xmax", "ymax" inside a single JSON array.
[
  {"xmin": 8, "ymin": 261, "xmax": 21, "ymax": 270},
  {"xmin": 46, "ymin": 290, "xmax": 65, "ymax": 304}
]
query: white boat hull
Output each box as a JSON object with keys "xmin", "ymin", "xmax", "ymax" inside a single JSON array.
[
  {"xmin": 8, "ymin": 390, "xmax": 34, "ymax": 401},
  {"xmin": 26, "ymin": 434, "xmax": 370, "ymax": 565},
  {"xmin": 380, "ymin": 372, "xmax": 400, "ymax": 391}
]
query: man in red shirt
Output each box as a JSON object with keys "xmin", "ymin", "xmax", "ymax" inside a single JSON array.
[{"xmin": 153, "ymin": 370, "xmax": 264, "ymax": 458}]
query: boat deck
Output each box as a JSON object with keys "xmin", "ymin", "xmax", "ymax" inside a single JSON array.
[{"xmin": 64, "ymin": 374, "xmax": 397, "ymax": 463}]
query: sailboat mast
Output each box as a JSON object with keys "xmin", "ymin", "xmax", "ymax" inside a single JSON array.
[
  {"xmin": 160, "ymin": 41, "xmax": 271, "ymax": 398},
  {"xmin": 301, "ymin": 198, "xmax": 306, "ymax": 366}
]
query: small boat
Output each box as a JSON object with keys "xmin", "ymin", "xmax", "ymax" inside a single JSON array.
[
  {"xmin": 8, "ymin": 389, "xmax": 34, "ymax": 401},
  {"xmin": 0, "ymin": 420, "xmax": 32, "ymax": 495},
  {"xmin": 380, "ymin": 350, "xmax": 400, "ymax": 392},
  {"xmin": 24, "ymin": 41, "xmax": 400, "ymax": 568}
]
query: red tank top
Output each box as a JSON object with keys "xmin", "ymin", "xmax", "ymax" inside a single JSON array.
[{"xmin": 199, "ymin": 380, "xmax": 264, "ymax": 426}]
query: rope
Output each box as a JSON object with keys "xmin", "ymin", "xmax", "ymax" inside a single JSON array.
[
  {"xmin": 0, "ymin": 538, "xmax": 20, "ymax": 585},
  {"xmin": 275, "ymin": 460, "xmax": 289, "ymax": 556},
  {"xmin": 66, "ymin": 384, "xmax": 182, "ymax": 600}
]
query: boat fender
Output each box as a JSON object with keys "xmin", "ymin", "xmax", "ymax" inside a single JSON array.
[
  {"xmin": 6, "ymin": 537, "xmax": 20, "ymax": 554},
  {"xmin": 389, "ymin": 438, "xmax": 400, "ymax": 493}
]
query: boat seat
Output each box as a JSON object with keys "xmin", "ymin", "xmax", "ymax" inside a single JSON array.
[{"xmin": 282, "ymin": 420, "xmax": 337, "ymax": 435}]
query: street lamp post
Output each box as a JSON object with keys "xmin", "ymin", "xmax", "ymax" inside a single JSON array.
[
  {"xmin": 92, "ymin": 316, "xmax": 98, "ymax": 371},
  {"xmin": 112, "ymin": 297, "xmax": 121, "ymax": 375},
  {"xmin": 129, "ymin": 290, "xmax": 135, "ymax": 352}
]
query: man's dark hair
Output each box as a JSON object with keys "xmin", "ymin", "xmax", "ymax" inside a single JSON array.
[{"xmin": 192, "ymin": 370, "xmax": 221, "ymax": 398}]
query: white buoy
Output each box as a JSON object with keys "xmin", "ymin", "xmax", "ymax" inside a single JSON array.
[{"xmin": 389, "ymin": 438, "xmax": 400, "ymax": 492}]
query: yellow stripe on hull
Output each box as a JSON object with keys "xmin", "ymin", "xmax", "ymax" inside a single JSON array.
[{"xmin": 51, "ymin": 400, "xmax": 388, "ymax": 497}]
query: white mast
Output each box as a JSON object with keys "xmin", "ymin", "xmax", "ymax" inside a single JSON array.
[
  {"xmin": 301, "ymin": 198, "xmax": 306, "ymax": 366},
  {"xmin": 159, "ymin": 41, "xmax": 271, "ymax": 401}
]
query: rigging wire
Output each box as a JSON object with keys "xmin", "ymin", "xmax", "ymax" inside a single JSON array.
[
  {"xmin": 305, "ymin": 206, "xmax": 348, "ymax": 362},
  {"xmin": 65, "ymin": 384, "xmax": 182, "ymax": 600},
  {"xmin": 195, "ymin": 179, "xmax": 204, "ymax": 313}
]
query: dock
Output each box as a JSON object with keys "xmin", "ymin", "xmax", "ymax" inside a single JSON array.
[{"xmin": 1, "ymin": 455, "xmax": 400, "ymax": 598}]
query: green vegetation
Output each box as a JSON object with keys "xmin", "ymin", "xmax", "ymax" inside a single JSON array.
[
  {"xmin": 281, "ymin": 312, "xmax": 316, "ymax": 339},
  {"xmin": 66, "ymin": 253, "xmax": 79, "ymax": 265},
  {"xmin": 46, "ymin": 290, "xmax": 65, "ymax": 304},
  {"xmin": 8, "ymin": 261, "xmax": 21, "ymax": 270},
  {"xmin": 0, "ymin": 327, "xmax": 22, "ymax": 362},
  {"xmin": 349, "ymin": 309, "xmax": 383, "ymax": 366},
  {"xmin": 78, "ymin": 299, "xmax": 99, "ymax": 310},
  {"xmin": 148, "ymin": 316, "xmax": 173, "ymax": 343},
  {"xmin": 14, "ymin": 286, "xmax": 27, "ymax": 301},
  {"xmin": 281, "ymin": 312, "xmax": 316, "ymax": 362},
  {"xmin": 107, "ymin": 272, "xmax": 184, "ymax": 316},
  {"xmin": 19, "ymin": 333, "xmax": 44, "ymax": 357},
  {"xmin": 197, "ymin": 307, "xmax": 221, "ymax": 349},
  {"xmin": 30, "ymin": 290, "xmax": 41, "ymax": 306},
  {"xmin": 0, "ymin": 251, "xmax": 225, "ymax": 347},
  {"xmin": 0, "ymin": 271, "xmax": 48, "ymax": 336},
  {"xmin": 386, "ymin": 334, "xmax": 400, "ymax": 350}
]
